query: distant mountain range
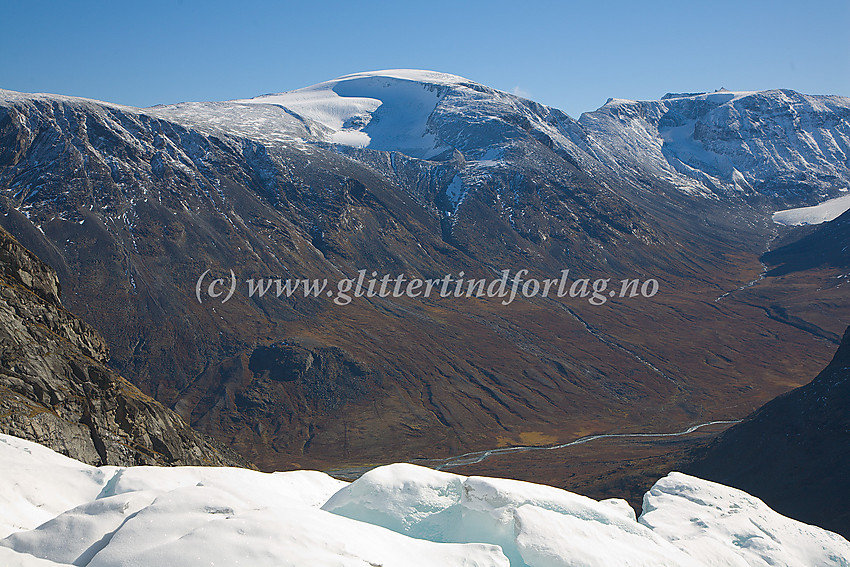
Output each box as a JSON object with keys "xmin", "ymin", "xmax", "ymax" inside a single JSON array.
[
  {"xmin": 582, "ymin": 87, "xmax": 850, "ymax": 201},
  {"xmin": 0, "ymin": 70, "xmax": 848, "ymax": 472}
]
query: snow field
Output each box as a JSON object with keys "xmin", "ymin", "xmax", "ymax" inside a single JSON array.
[{"xmin": 1, "ymin": 434, "xmax": 848, "ymax": 566}]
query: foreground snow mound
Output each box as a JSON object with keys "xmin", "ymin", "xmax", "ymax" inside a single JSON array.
[
  {"xmin": 93, "ymin": 463, "xmax": 347, "ymax": 509},
  {"xmin": 2, "ymin": 435, "xmax": 848, "ymax": 566},
  {"xmin": 0, "ymin": 436, "xmax": 507, "ymax": 567},
  {"xmin": 5, "ymin": 485, "xmax": 506, "ymax": 567},
  {"xmin": 0, "ymin": 546, "xmax": 70, "ymax": 567},
  {"xmin": 0, "ymin": 435, "xmax": 116, "ymax": 539},
  {"xmin": 641, "ymin": 472, "xmax": 850, "ymax": 566},
  {"xmin": 322, "ymin": 463, "xmax": 700, "ymax": 566}
]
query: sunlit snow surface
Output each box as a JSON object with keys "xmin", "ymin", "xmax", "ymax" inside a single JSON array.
[
  {"xmin": 1, "ymin": 435, "xmax": 848, "ymax": 566},
  {"xmin": 236, "ymin": 70, "xmax": 459, "ymax": 157},
  {"xmin": 773, "ymin": 193, "xmax": 850, "ymax": 225},
  {"xmin": 150, "ymin": 70, "xmax": 465, "ymax": 158}
]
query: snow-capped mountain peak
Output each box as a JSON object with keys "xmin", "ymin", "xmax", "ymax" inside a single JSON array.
[
  {"xmin": 234, "ymin": 69, "xmax": 470, "ymax": 157},
  {"xmin": 139, "ymin": 71, "xmax": 850, "ymax": 210},
  {"xmin": 145, "ymin": 68, "xmax": 595, "ymax": 174},
  {"xmin": 581, "ymin": 88, "xmax": 850, "ymax": 203}
]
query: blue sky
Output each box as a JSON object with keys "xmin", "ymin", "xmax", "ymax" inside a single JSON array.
[{"xmin": 2, "ymin": 0, "xmax": 848, "ymax": 117}]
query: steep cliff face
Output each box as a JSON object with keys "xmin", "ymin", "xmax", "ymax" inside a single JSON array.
[
  {"xmin": 686, "ymin": 325, "xmax": 850, "ymax": 537},
  {"xmin": 0, "ymin": 226, "xmax": 248, "ymax": 467}
]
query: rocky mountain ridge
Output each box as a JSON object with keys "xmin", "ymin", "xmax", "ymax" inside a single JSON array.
[
  {"xmin": 580, "ymin": 87, "xmax": 850, "ymax": 202},
  {"xmin": 0, "ymin": 225, "xmax": 247, "ymax": 467}
]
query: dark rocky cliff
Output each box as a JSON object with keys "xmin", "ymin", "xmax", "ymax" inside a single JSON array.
[
  {"xmin": 686, "ymin": 326, "xmax": 850, "ymax": 537},
  {"xmin": 0, "ymin": 226, "xmax": 248, "ymax": 467}
]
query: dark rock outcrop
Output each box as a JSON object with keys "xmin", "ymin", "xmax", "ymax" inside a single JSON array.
[
  {"xmin": 686, "ymin": 325, "xmax": 850, "ymax": 537},
  {"xmin": 0, "ymin": 226, "xmax": 248, "ymax": 467},
  {"xmin": 764, "ymin": 208, "xmax": 850, "ymax": 276}
]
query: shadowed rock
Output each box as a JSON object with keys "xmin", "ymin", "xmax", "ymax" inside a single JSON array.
[{"xmin": 0, "ymin": 226, "xmax": 249, "ymax": 467}]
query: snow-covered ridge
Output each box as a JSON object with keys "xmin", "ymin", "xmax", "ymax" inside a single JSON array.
[
  {"xmin": 612, "ymin": 87, "xmax": 850, "ymax": 111},
  {"xmin": 607, "ymin": 88, "xmax": 758, "ymax": 108},
  {"xmin": 0, "ymin": 88, "xmax": 138, "ymax": 113},
  {"xmin": 1, "ymin": 434, "xmax": 848, "ymax": 567},
  {"xmin": 331, "ymin": 68, "xmax": 475, "ymax": 86},
  {"xmin": 3, "ymin": 73, "xmax": 849, "ymax": 206},
  {"xmin": 581, "ymin": 88, "xmax": 850, "ymax": 201}
]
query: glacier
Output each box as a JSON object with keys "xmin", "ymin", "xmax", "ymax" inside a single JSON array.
[
  {"xmin": 236, "ymin": 70, "xmax": 457, "ymax": 157},
  {"xmin": 772, "ymin": 192, "xmax": 850, "ymax": 226},
  {"xmin": 1, "ymin": 434, "xmax": 848, "ymax": 566}
]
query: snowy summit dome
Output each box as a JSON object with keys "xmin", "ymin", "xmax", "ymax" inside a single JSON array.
[{"xmin": 235, "ymin": 69, "xmax": 476, "ymax": 157}]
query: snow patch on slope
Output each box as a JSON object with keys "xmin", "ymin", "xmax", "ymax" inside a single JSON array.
[
  {"xmin": 446, "ymin": 174, "xmax": 465, "ymax": 207},
  {"xmin": 773, "ymin": 193, "xmax": 850, "ymax": 225}
]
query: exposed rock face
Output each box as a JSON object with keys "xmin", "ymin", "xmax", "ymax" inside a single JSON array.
[
  {"xmin": 686, "ymin": 325, "xmax": 850, "ymax": 537},
  {"xmin": 246, "ymin": 342, "xmax": 374, "ymax": 405},
  {"xmin": 0, "ymin": 226, "xmax": 248, "ymax": 467}
]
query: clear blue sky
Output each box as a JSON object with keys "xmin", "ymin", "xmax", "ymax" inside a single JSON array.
[{"xmin": 3, "ymin": 0, "xmax": 848, "ymax": 118}]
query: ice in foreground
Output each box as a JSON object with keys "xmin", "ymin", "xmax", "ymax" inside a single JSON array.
[{"xmin": 0, "ymin": 434, "xmax": 847, "ymax": 566}]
